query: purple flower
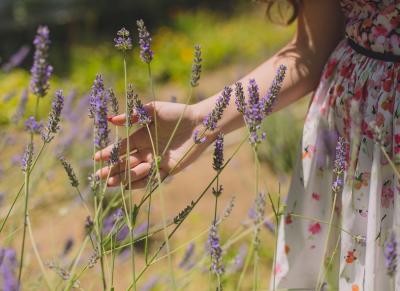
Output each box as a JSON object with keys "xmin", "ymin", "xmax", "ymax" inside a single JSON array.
[
  {"xmin": 127, "ymin": 85, "xmax": 151, "ymax": 126},
  {"xmin": 21, "ymin": 143, "xmax": 33, "ymax": 173},
  {"xmin": 0, "ymin": 248, "xmax": 19, "ymax": 291},
  {"xmin": 193, "ymin": 129, "xmax": 206, "ymax": 144},
  {"xmin": 103, "ymin": 208, "xmax": 123, "ymax": 236},
  {"xmin": 384, "ymin": 233, "xmax": 397, "ymax": 277},
  {"xmin": 234, "ymin": 66, "xmax": 287, "ymax": 146},
  {"xmin": 203, "ymin": 86, "xmax": 232, "ymax": 131},
  {"xmin": 30, "ymin": 26, "xmax": 53, "ymax": 98},
  {"xmin": 213, "ymin": 133, "xmax": 224, "ymax": 172},
  {"xmin": 2, "ymin": 45, "xmax": 30, "ymax": 73},
  {"xmin": 24, "ymin": 116, "xmax": 43, "ymax": 135},
  {"xmin": 11, "ymin": 89, "xmax": 28, "ymax": 123},
  {"xmin": 94, "ymin": 87, "xmax": 109, "ymax": 149},
  {"xmin": 109, "ymin": 140, "xmax": 121, "ymax": 165},
  {"xmin": 141, "ymin": 275, "xmax": 159, "ymax": 291},
  {"xmin": 207, "ymin": 223, "xmax": 225, "ymax": 276},
  {"xmin": 88, "ymin": 74, "xmax": 105, "ymax": 119},
  {"xmin": 332, "ymin": 137, "xmax": 346, "ymax": 193},
  {"xmin": 261, "ymin": 64, "xmax": 286, "ymax": 115},
  {"xmin": 234, "ymin": 82, "xmax": 246, "ymax": 114},
  {"xmin": 59, "ymin": 157, "xmax": 79, "ymax": 187},
  {"xmin": 133, "ymin": 222, "xmax": 148, "ymax": 236},
  {"xmin": 107, "ymin": 88, "xmax": 119, "ymax": 116},
  {"xmin": 263, "ymin": 217, "xmax": 275, "ymax": 234},
  {"xmin": 179, "ymin": 242, "xmax": 195, "ymax": 270},
  {"xmin": 114, "ymin": 27, "xmax": 132, "ymax": 51},
  {"xmin": 226, "ymin": 244, "xmax": 247, "ymax": 274},
  {"xmin": 137, "ymin": 19, "xmax": 153, "ymax": 63},
  {"xmin": 42, "ymin": 90, "xmax": 64, "ymax": 143},
  {"xmin": 191, "ymin": 45, "xmax": 202, "ymax": 87},
  {"xmin": 252, "ymin": 192, "xmax": 266, "ymax": 247}
]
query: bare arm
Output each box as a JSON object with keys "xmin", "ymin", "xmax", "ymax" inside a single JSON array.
[
  {"xmin": 193, "ymin": 0, "xmax": 345, "ymax": 136},
  {"xmin": 96, "ymin": 0, "xmax": 346, "ymax": 185}
]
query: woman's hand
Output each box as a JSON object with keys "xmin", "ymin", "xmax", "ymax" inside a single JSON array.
[{"xmin": 94, "ymin": 101, "xmax": 212, "ymax": 189}]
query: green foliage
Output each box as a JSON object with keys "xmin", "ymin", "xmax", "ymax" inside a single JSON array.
[{"xmin": 258, "ymin": 107, "xmax": 303, "ymax": 174}]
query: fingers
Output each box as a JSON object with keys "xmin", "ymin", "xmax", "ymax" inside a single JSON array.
[
  {"xmin": 109, "ymin": 103, "xmax": 154, "ymax": 126},
  {"xmin": 95, "ymin": 153, "xmax": 144, "ymax": 179},
  {"xmin": 124, "ymin": 169, "xmax": 168, "ymax": 190},
  {"xmin": 107, "ymin": 162, "xmax": 152, "ymax": 187},
  {"xmin": 94, "ymin": 128, "xmax": 150, "ymax": 162}
]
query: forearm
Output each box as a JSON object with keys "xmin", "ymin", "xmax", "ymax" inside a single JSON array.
[
  {"xmin": 191, "ymin": 0, "xmax": 345, "ymax": 141},
  {"xmin": 192, "ymin": 40, "xmax": 332, "ymax": 137}
]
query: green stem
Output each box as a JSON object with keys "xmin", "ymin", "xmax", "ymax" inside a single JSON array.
[
  {"xmin": 147, "ymin": 64, "xmax": 158, "ymax": 155},
  {"xmin": 161, "ymin": 86, "xmax": 193, "ymax": 156},
  {"xmin": 0, "ymin": 142, "xmax": 46, "ymax": 234},
  {"xmin": 316, "ymin": 187, "xmax": 339, "ymax": 291},
  {"xmin": 130, "ymin": 135, "xmax": 248, "ymax": 288},
  {"xmin": 145, "ymin": 125, "xmax": 176, "ymax": 289},
  {"xmin": 17, "ymin": 159, "xmax": 30, "ymax": 285},
  {"xmin": 123, "ymin": 53, "xmax": 137, "ymax": 291},
  {"xmin": 236, "ymin": 241, "xmax": 254, "ymax": 291}
]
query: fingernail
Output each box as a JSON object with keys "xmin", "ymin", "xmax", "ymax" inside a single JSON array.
[{"xmin": 107, "ymin": 116, "xmax": 114, "ymax": 122}]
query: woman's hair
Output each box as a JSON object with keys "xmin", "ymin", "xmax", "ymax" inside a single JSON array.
[{"xmin": 259, "ymin": 0, "xmax": 300, "ymax": 25}]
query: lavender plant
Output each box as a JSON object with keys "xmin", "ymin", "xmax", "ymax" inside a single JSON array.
[{"xmin": 0, "ymin": 20, "xmax": 300, "ymax": 291}]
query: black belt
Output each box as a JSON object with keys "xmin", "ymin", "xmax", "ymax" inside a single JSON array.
[{"xmin": 347, "ymin": 37, "xmax": 400, "ymax": 63}]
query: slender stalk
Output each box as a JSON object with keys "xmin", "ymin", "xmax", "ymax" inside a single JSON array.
[
  {"xmin": 252, "ymin": 148, "xmax": 260, "ymax": 291},
  {"xmin": 98, "ymin": 159, "xmax": 107, "ymax": 291},
  {"xmin": 27, "ymin": 217, "xmax": 52, "ymax": 290},
  {"xmin": 316, "ymin": 188, "xmax": 339, "ymax": 290},
  {"xmin": 123, "ymin": 53, "xmax": 137, "ymax": 291},
  {"xmin": 236, "ymin": 242, "xmax": 254, "ymax": 291},
  {"xmin": 145, "ymin": 124, "xmax": 176, "ymax": 289},
  {"xmin": 17, "ymin": 161, "xmax": 31, "ymax": 285},
  {"xmin": 147, "ymin": 64, "xmax": 158, "ymax": 155}
]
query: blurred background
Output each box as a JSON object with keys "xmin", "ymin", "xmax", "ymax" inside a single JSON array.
[{"xmin": 0, "ymin": 0, "xmax": 309, "ymax": 289}]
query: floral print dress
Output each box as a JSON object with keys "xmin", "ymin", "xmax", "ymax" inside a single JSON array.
[{"xmin": 274, "ymin": 1, "xmax": 400, "ymax": 290}]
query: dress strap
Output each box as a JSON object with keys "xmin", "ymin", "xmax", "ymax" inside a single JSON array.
[{"xmin": 347, "ymin": 37, "xmax": 400, "ymax": 63}]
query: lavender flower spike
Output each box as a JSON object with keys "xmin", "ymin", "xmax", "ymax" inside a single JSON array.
[
  {"xmin": 179, "ymin": 242, "xmax": 195, "ymax": 270},
  {"xmin": 131, "ymin": 87, "xmax": 151, "ymax": 126},
  {"xmin": 385, "ymin": 233, "xmax": 397, "ymax": 277},
  {"xmin": 11, "ymin": 89, "xmax": 28, "ymax": 123},
  {"xmin": 114, "ymin": 27, "xmax": 132, "ymax": 51},
  {"xmin": 42, "ymin": 90, "xmax": 64, "ymax": 143},
  {"xmin": 107, "ymin": 88, "xmax": 119, "ymax": 116},
  {"xmin": 234, "ymin": 81, "xmax": 246, "ymax": 114},
  {"xmin": 109, "ymin": 140, "xmax": 121, "ymax": 165},
  {"xmin": 88, "ymin": 74, "xmax": 104, "ymax": 119},
  {"xmin": 24, "ymin": 116, "xmax": 43, "ymax": 135},
  {"xmin": 59, "ymin": 157, "xmax": 79, "ymax": 187},
  {"xmin": 21, "ymin": 143, "xmax": 34, "ymax": 173},
  {"xmin": 262, "ymin": 64, "xmax": 287, "ymax": 115},
  {"xmin": 213, "ymin": 133, "xmax": 224, "ymax": 172},
  {"xmin": 203, "ymin": 86, "xmax": 232, "ymax": 131},
  {"xmin": 94, "ymin": 87, "xmax": 109, "ymax": 149},
  {"xmin": 332, "ymin": 136, "xmax": 346, "ymax": 192},
  {"xmin": 253, "ymin": 192, "xmax": 266, "ymax": 247},
  {"xmin": 193, "ymin": 129, "xmax": 206, "ymax": 144},
  {"xmin": 137, "ymin": 19, "xmax": 153, "ymax": 63},
  {"xmin": 30, "ymin": 25, "xmax": 53, "ymax": 98},
  {"xmin": 191, "ymin": 44, "xmax": 202, "ymax": 87},
  {"xmin": 207, "ymin": 223, "xmax": 225, "ymax": 276}
]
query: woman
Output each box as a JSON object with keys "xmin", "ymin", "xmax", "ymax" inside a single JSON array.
[{"xmin": 95, "ymin": 0, "xmax": 400, "ymax": 289}]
